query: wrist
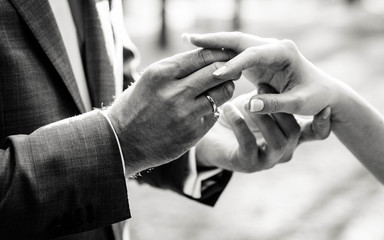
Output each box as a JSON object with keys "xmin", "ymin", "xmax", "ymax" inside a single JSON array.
[
  {"xmin": 305, "ymin": 60, "xmax": 345, "ymax": 120},
  {"xmin": 103, "ymin": 108, "xmax": 148, "ymax": 177},
  {"xmin": 328, "ymin": 79, "xmax": 356, "ymax": 124}
]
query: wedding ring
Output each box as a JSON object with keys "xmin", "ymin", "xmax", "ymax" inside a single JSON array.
[{"xmin": 204, "ymin": 94, "xmax": 220, "ymax": 118}]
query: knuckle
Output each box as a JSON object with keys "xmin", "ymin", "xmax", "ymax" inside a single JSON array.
[
  {"xmin": 233, "ymin": 117, "xmax": 245, "ymax": 127},
  {"xmin": 245, "ymin": 47, "xmax": 265, "ymax": 65},
  {"xmin": 294, "ymin": 95, "xmax": 305, "ymax": 112},
  {"xmin": 225, "ymin": 49, "xmax": 236, "ymax": 59},
  {"xmin": 144, "ymin": 64, "xmax": 159, "ymax": 80},
  {"xmin": 182, "ymin": 84, "xmax": 197, "ymax": 96},
  {"xmin": 147, "ymin": 61, "xmax": 175, "ymax": 80},
  {"xmin": 268, "ymin": 96, "xmax": 281, "ymax": 112},
  {"xmin": 280, "ymin": 39, "xmax": 297, "ymax": 51},
  {"xmin": 212, "ymin": 62, "xmax": 222, "ymax": 71},
  {"xmin": 167, "ymin": 61, "xmax": 182, "ymax": 78},
  {"xmin": 232, "ymin": 31, "xmax": 245, "ymax": 39},
  {"xmin": 289, "ymin": 92, "xmax": 305, "ymax": 113},
  {"xmin": 245, "ymin": 47, "xmax": 258, "ymax": 56},
  {"xmin": 232, "ymin": 117, "xmax": 246, "ymax": 130},
  {"xmin": 232, "ymin": 31, "xmax": 245, "ymax": 51},
  {"xmin": 279, "ymin": 39, "xmax": 299, "ymax": 57},
  {"xmin": 197, "ymin": 49, "xmax": 209, "ymax": 65},
  {"xmin": 173, "ymin": 107, "xmax": 190, "ymax": 123}
]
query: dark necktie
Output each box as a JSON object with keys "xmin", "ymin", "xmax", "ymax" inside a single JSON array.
[{"xmin": 68, "ymin": 0, "xmax": 116, "ymax": 108}]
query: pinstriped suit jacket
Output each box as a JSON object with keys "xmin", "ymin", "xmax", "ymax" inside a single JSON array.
[{"xmin": 0, "ymin": 0, "xmax": 231, "ymax": 239}]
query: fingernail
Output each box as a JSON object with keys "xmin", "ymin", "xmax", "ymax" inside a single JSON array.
[
  {"xmin": 182, "ymin": 33, "xmax": 191, "ymax": 44},
  {"xmin": 213, "ymin": 66, "xmax": 228, "ymax": 77},
  {"xmin": 249, "ymin": 98, "xmax": 264, "ymax": 112},
  {"xmin": 225, "ymin": 81, "xmax": 235, "ymax": 94}
]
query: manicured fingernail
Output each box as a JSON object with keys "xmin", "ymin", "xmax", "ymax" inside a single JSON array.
[
  {"xmin": 249, "ymin": 98, "xmax": 264, "ymax": 112},
  {"xmin": 182, "ymin": 33, "xmax": 191, "ymax": 44},
  {"xmin": 213, "ymin": 66, "xmax": 228, "ymax": 77}
]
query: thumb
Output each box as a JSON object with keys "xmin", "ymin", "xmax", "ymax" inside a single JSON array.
[
  {"xmin": 298, "ymin": 107, "xmax": 331, "ymax": 144},
  {"xmin": 311, "ymin": 106, "xmax": 332, "ymax": 139}
]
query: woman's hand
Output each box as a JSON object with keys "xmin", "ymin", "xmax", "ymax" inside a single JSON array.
[
  {"xmin": 187, "ymin": 32, "xmax": 384, "ymax": 185},
  {"xmin": 185, "ymin": 32, "xmax": 343, "ymax": 117},
  {"xmin": 195, "ymin": 85, "xmax": 331, "ymax": 173}
]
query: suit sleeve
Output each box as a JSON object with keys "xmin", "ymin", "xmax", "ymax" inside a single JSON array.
[{"xmin": 0, "ymin": 110, "xmax": 130, "ymax": 239}]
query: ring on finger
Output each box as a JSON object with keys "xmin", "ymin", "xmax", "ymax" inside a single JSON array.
[{"xmin": 204, "ymin": 93, "xmax": 220, "ymax": 118}]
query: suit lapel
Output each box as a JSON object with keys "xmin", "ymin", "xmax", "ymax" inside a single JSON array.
[{"xmin": 10, "ymin": 0, "xmax": 86, "ymax": 113}]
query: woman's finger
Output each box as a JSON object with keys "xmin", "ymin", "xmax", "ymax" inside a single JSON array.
[
  {"xmin": 211, "ymin": 41, "xmax": 295, "ymax": 79},
  {"xmin": 184, "ymin": 32, "xmax": 265, "ymax": 52}
]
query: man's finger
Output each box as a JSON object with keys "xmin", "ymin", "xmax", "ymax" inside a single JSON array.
[
  {"xmin": 161, "ymin": 48, "xmax": 235, "ymax": 79},
  {"xmin": 223, "ymin": 103, "xmax": 259, "ymax": 172},
  {"xmin": 248, "ymin": 112, "xmax": 286, "ymax": 152},
  {"xmin": 194, "ymin": 81, "xmax": 235, "ymax": 117},
  {"xmin": 182, "ymin": 62, "xmax": 240, "ymax": 96},
  {"xmin": 248, "ymin": 113, "xmax": 287, "ymax": 169},
  {"xmin": 223, "ymin": 103, "xmax": 257, "ymax": 152}
]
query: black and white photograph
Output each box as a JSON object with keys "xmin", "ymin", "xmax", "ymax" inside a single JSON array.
[{"xmin": 1, "ymin": 0, "xmax": 384, "ymax": 239}]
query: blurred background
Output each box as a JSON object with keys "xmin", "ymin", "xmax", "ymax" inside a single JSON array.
[{"xmin": 122, "ymin": 0, "xmax": 384, "ymax": 239}]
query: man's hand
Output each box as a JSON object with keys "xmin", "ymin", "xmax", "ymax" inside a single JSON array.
[
  {"xmin": 107, "ymin": 49, "xmax": 239, "ymax": 176},
  {"xmin": 196, "ymin": 84, "xmax": 331, "ymax": 173}
]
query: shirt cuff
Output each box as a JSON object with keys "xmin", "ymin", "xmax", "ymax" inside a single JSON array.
[
  {"xmin": 183, "ymin": 147, "xmax": 223, "ymax": 199},
  {"xmin": 100, "ymin": 110, "xmax": 127, "ymax": 178}
]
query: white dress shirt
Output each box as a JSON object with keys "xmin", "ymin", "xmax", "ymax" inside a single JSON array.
[{"xmin": 48, "ymin": 0, "xmax": 92, "ymax": 112}]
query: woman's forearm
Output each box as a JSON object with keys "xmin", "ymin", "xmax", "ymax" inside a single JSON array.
[
  {"xmin": 188, "ymin": 32, "xmax": 384, "ymax": 182},
  {"xmin": 331, "ymin": 81, "xmax": 384, "ymax": 183}
]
